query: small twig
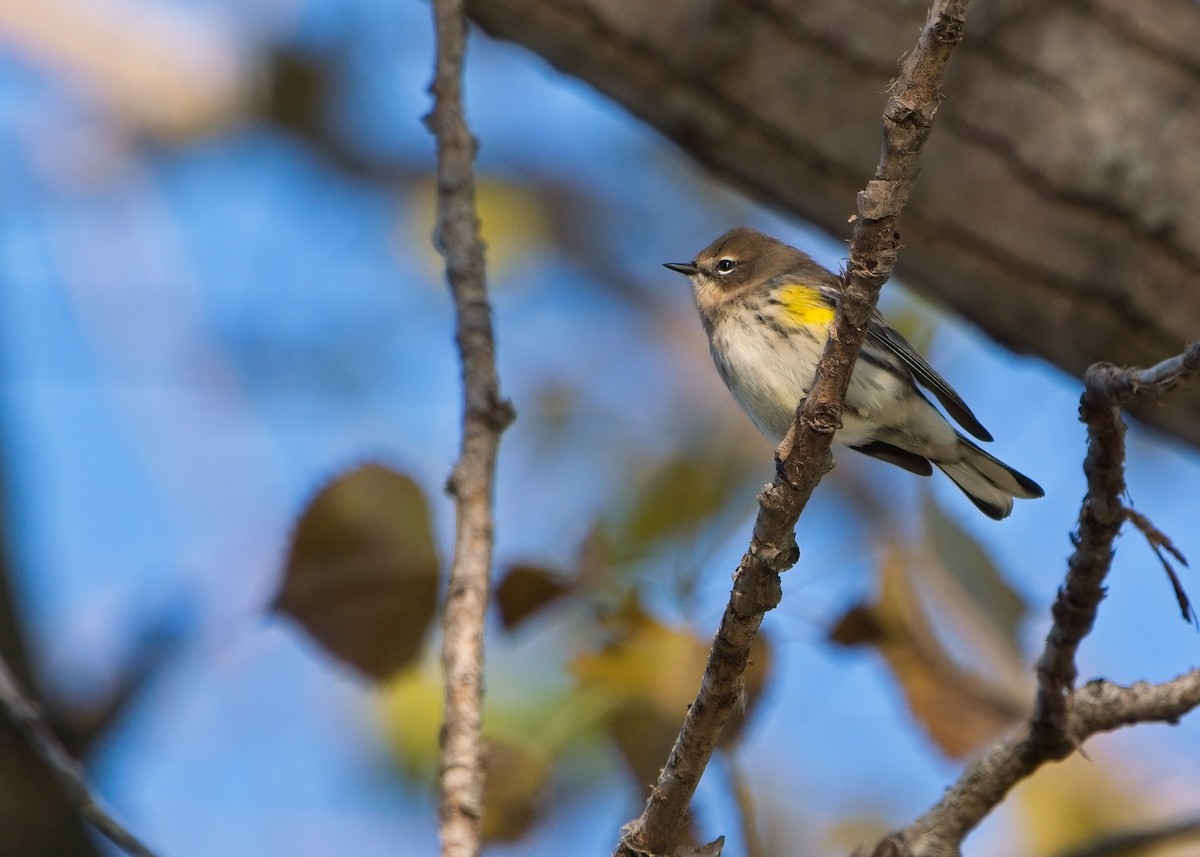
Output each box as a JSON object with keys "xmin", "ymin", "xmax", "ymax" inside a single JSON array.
[
  {"xmin": 1033, "ymin": 340, "xmax": 1200, "ymax": 750},
  {"xmin": 1049, "ymin": 817, "xmax": 1200, "ymax": 857},
  {"xmin": 1125, "ymin": 507, "xmax": 1195, "ymax": 623},
  {"xmin": 426, "ymin": 3, "xmax": 515, "ymax": 857},
  {"xmin": 0, "ymin": 655, "xmax": 161, "ymax": 857},
  {"xmin": 613, "ymin": 3, "xmax": 970, "ymax": 855},
  {"xmin": 868, "ymin": 670, "xmax": 1200, "ymax": 857}
]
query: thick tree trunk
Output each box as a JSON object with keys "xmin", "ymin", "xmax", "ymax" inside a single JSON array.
[{"xmin": 466, "ymin": 0, "xmax": 1200, "ymax": 447}]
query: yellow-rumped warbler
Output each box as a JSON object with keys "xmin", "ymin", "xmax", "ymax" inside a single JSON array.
[{"xmin": 666, "ymin": 227, "xmax": 1043, "ymax": 519}]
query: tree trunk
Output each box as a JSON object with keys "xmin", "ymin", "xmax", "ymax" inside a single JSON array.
[{"xmin": 465, "ymin": 0, "xmax": 1200, "ymax": 447}]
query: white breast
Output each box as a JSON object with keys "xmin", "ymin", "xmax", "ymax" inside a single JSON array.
[{"xmin": 708, "ymin": 316, "xmax": 911, "ymax": 446}]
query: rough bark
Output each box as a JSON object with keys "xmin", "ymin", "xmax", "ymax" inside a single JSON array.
[{"xmin": 464, "ymin": 0, "xmax": 1200, "ymax": 448}]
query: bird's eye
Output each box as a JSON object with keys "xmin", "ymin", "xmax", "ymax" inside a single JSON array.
[{"xmin": 714, "ymin": 258, "xmax": 737, "ymax": 274}]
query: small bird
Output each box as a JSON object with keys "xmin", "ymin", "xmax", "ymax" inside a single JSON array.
[{"xmin": 666, "ymin": 227, "xmax": 1043, "ymax": 519}]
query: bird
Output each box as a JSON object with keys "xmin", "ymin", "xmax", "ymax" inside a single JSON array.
[{"xmin": 665, "ymin": 227, "xmax": 1043, "ymax": 519}]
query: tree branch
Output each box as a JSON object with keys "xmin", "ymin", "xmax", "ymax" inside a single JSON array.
[
  {"xmin": 0, "ymin": 655, "xmax": 161, "ymax": 857},
  {"xmin": 426, "ymin": 3, "xmax": 515, "ymax": 857},
  {"xmin": 613, "ymin": 4, "xmax": 970, "ymax": 855},
  {"xmin": 464, "ymin": 0, "xmax": 1200, "ymax": 453},
  {"xmin": 861, "ymin": 341, "xmax": 1200, "ymax": 857},
  {"xmin": 1033, "ymin": 339, "xmax": 1200, "ymax": 749},
  {"xmin": 865, "ymin": 671, "xmax": 1200, "ymax": 857}
]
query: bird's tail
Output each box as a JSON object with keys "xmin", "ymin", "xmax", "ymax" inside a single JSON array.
[{"xmin": 935, "ymin": 434, "xmax": 1044, "ymax": 520}]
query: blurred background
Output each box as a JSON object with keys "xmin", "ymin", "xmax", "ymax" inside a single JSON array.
[{"xmin": 0, "ymin": 1, "xmax": 1198, "ymax": 856}]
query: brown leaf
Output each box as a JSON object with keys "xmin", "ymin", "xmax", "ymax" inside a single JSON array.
[
  {"xmin": 274, "ymin": 464, "xmax": 439, "ymax": 681},
  {"xmin": 481, "ymin": 740, "xmax": 549, "ymax": 843},
  {"xmin": 828, "ymin": 547, "xmax": 1025, "ymax": 758},
  {"xmin": 495, "ymin": 564, "xmax": 572, "ymax": 631}
]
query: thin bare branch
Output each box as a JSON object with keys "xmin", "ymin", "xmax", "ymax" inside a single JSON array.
[
  {"xmin": 613, "ymin": 3, "xmax": 970, "ymax": 855},
  {"xmin": 0, "ymin": 655, "xmax": 161, "ymax": 857},
  {"xmin": 866, "ymin": 670, "xmax": 1200, "ymax": 857},
  {"xmin": 426, "ymin": 2, "xmax": 515, "ymax": 856},
  {"xmin": 1033, "ymin": 340, "xmax": 1200, "ymax": 750},
  {"xmin": 1124, "ymin": 507, "xmax": 1195, "ymax": 624}
]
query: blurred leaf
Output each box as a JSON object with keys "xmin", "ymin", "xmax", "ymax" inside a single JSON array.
[
  {"xmin": 1014, "ymin": 755, "xmax": 1147, "ymax": 857},
  {"xmin": 495, "ymin": 564, "xmax": 572, "ymax": 631},
  {"xmin": 377, "ymin": 663, "xmax": 444, "ymax": 780},
  {"xmin": 923, "ymin": 493, "xmax": 1027, "ymax": 647},
  {"xmin": 572, "ymin": 603, "xmax": 770, "ymax": 791},
  {"xmin": 481, "ymin": 740, "xmax": 550, "ymax": 843},
  {"xmin": 263, "ymin": 50, "xmax": 328, "ymax": 140},
  {"xmin": 274, "ymin": 464, "xmax": 439, "ymax": 681},
  {"xmin": 823, "ymin": 816, "xmax": 892, "ymax": 856},
  {"xmin": 378, "ymin": 659, "xmax": 610, "ymax": 836},
  {"xmin": 829, "ymin": 547, "xmax": 1025, "ymax": 758},
  {"xmin": 619, "ymin": 451, "xmax": 748, "ymax": 556},
  {"xmin": 406, "ymin": 177, "xmax": 551, "ymax": 279},
  {"xmin": 0, "ymin": 0, "xmax": 248, "ymax": 138}
]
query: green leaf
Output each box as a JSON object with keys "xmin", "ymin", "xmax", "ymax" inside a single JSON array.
[
  {"xmin": 274, "ymin": 464, "xmax": 439, "ymax": 681},
  {"xmin": 618, "ymin": 449, "xmax": 756, "ymax": 560}
]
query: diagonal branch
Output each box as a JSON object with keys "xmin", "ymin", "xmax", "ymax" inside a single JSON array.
[
  {"xmin": 865, "ymin": 670, "xmax": 1200, "ymax": 857},
  {"xmin": 426, "ymin": 3, "xmax": 516, "ymax": 857},
  {"xmin": 1033, "ymin": 339, "xmax": 1200, "ymax": 750},
  {"xmin": 0, "ymin": 656, "xmax": 161, "ymax": 857},
  {"xmin": 613, "ymin": 3, "xmax": 970, "ymax": 855}
]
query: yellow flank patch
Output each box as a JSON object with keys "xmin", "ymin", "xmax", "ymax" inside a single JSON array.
[{"xmin": 776, "ymin": 283, "xmax": 835, "ymax": 327}]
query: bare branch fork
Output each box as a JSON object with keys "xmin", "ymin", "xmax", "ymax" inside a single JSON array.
[
  {"xmin": 613, "ymin": 3, "xmax": 971, "ymax": 855},
  {"xmin": 0, "ymin": 656, "xmax": 162, "ymax": 857},
  {"xmin": 863, "ymin": 340, "xmax": 1200, "ymax": 857},
  {"xmin": 427, "ymin": 2, "xmax": 515, "ymax": 857}
]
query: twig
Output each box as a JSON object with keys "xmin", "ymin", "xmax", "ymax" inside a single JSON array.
[
  {"xmin": 1033, "ymin": 340, "xmax": 1200, "ymax": 750},
  {"xmin": 426, "ymin": 3, "xmax": 515, "ymax": 857},
  {"xmin": 866, "ymin": 670, "xmax": 1200, "ymax": 857},
  {"xmin": 0, "ymin": 655, "xmax": 161, "ymax": 857},
  {"xmin": 1124, "ymin": 507, "xmax": 1195, "ymax": 624},
  {"xmin": 613, "ymin": 3, "xmax": 970, "ymax": 855},
  {"xmin": 1049, "ymin": 817, "xmax": 1200, "ymax": 857}
]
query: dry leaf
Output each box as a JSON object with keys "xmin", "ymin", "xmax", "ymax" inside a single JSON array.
[
  {"xmin": 829, "ymin": 547, "xmax": 1025, "ymax": 757},
  {"xmin": 481, "ymin": 740, "xmax": 550, "ymax": 843},
  {"xmin": 274, "ymin": 464, "xmax": 439, "ymax": 681},
  {"xmin": 495, "ymin": 564, "xmax": 572, "ymax": 631}
]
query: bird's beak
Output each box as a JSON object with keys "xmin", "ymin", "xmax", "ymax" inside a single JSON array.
[{"xmin": 664, "ymin": 262, "xmax": 700, "ymax": 276}]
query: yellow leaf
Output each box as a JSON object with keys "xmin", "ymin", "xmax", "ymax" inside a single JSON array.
[
  {"xmin": 572, "ymin": 604, "xmax": 770, "ymax": 792},
  {"xmin": 404, "ymin": 178, "xmax": 551, "ymax": 280}
]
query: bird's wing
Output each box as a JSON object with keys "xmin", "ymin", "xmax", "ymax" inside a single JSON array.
[{"xmin": 867, "ymin": 317, "xmax": 993, "ymax": 442}]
